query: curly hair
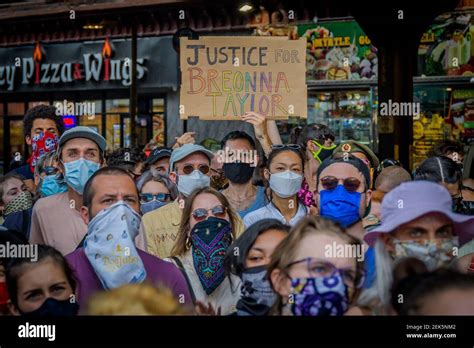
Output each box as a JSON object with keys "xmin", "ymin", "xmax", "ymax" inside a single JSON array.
[{"xmin": 23, "ymin": 105, "xmax": 65, "ymax": 138}]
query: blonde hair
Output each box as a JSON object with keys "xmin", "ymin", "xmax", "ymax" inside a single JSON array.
[
  {"xmin": 84, "ymin": 283, "xmax": 189, "ymax": 315},
  {"xmin": 267, "ymin": 216, "xmax": 365, "ymax": 315}
]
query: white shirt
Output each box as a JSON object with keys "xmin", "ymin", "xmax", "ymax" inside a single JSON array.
[{"xmin": 243, "ymin": 201, "xmax": 308, "ymax": 228}]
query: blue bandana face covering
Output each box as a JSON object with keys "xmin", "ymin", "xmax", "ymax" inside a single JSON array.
[
  {"xmin": 63, "ymin": 158, "xmax": 100, "ymax": 194},
  {"xmin": 84, "ymin": 201, "xmax": 146, "ymax": 290},
  {"xmin": 191, "ymin": 217, "xmax": 232, "ymax": 295},
  {"xmin": 320, "ymin": 185, "xmax": 362, "ymax": 227},
  {"xmin": 290, "ymin": 272, "xmax": 349, "ymax": 316},
  {"xmin": 22, "ymin": 298, "xmax": 79, "ymax": 316}
]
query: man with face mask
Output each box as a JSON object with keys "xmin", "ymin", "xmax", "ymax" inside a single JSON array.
[
  {"xmin": 138, "ymin": 144, "xmax": 214, "ymax": 259},
  {"xmin": 65, "ymin": 167, "xmax": 191, "ymax": 308},
  {"xmin": 357, "ymin": 181, "xmax": 474, "ymax": 314},
  {"xmin": 315, "ymin": 156, "xmax": 373, "ymax": 243},
  {"xmin": 29, "ymin": 127, "xmax": 106, "ymax": 255}
]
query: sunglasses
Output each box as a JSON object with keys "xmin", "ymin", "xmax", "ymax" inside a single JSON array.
[
  {"xmin": 182, "ymin": 164, "xmax": 210, "ymax": 175},
  {"xmin": 41, "ymin": 166, "xmax": 59, "ymax": 176},
  {"xmin": 192, "ymin": 205, "xmax": 227, "ymax": 221},
  {"xmin": 140, "ymin": 193, "xmax": 171, "ymax": 203},
  {"xmin": 271, "ymin": 144, "xmax": 302, "ymax": 151},
  {"xmin": 320, "ymin": 175, "xmax": 362, "ymax": 192}
]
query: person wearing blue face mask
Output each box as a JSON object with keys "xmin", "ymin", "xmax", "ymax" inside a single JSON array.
[
  {"xmin": 34, "ymin": 152, "xmax": 68, "ymax": 198},
  {"xmin": 315, "ymin": 155, "xmax": 373, "ymax": 244},
  {"xmin": 136, "ymin": 170, "xmax": 178, "ymax": 214},
  {"xmin": 139, "ymin": 144, "xmax": 216, "ymax": 259},
  {"xmin": 29, "ymin": 126, "xmax": 106, "ymax": 255}
]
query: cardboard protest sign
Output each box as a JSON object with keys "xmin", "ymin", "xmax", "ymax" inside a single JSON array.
[{"xmin": 179, "ymin": 36, "xmax": 307, "ymax": 120}]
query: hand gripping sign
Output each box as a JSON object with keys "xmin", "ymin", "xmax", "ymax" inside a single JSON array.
[{"xmin": 179, "ymin": 36, "xmax": 307, "ymax": 120}]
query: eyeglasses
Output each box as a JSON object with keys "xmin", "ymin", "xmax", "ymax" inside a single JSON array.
[
  {"xmin": 41, "ymin": 166, "xmax": 59, "ymax": 176},
  {"xmin": 287, "ymin": 257, "xmax": 365, "ymax": 289},
  {"xmin": 140, "ymin": 193, "xmax": 171, "ymax": 203},
  {"xmin": 271, "ymin": 144, "xmax": 302, "ymax": 151},
  {"xmin": 182, "ymin": 164, "xmax": 210, "ymax": 175},
  {"xmin": 192, "ymin": 205, "xmax": 227, "ymax": 221},
  {"xmin": 320, "ymin": 175, "xmax": 362, "ymax": 192}
]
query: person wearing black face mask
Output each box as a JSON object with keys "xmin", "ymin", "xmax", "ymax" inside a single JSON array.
[
  {"xmin": 6, "ymin": 244, "xmax": 79, "ymax": 316},
  {"xmin": 220, "ymin": 131, "xmax": 268, "ymax": 218},
  {"xmin": 225, "ymin": 219, "xmax": 289, "ymax": 316}
]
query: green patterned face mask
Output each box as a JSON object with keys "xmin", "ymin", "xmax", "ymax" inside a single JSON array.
[{"xmin": 4, "ymin": 191, "xmax": 33, "ymax": 216}]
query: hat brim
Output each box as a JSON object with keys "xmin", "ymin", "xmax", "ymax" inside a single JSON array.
[
  {"xmin": 364, "ymin": 208, "xmax": 474, "ymax": 247},
  {"xmin": 145, "ymin": 153, "xmax": 171, "ymax": 165},
  {"xmin": 59, "ymin": 131, "xmax": 106, "ymax": 153}
]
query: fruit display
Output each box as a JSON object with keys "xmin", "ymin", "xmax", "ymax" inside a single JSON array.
[
  {"xmin": 300, "ymin": 22, "xmax": 378, "ymax": 81},
  {"xmin": 418, "ymin": 12, "xmax": 473, "ymax": 76}
]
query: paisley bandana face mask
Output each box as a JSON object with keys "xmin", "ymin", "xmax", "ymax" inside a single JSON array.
[
  {"xmin": 392, "ymin": 237, "xmax": 458, "ymax": 271},
  {"xmin": 191, "ymin": 217, "xmax": 232, "ymax": 295},
  {"xmin": 290, "ymin": 272, "xmax": 349, "ymax": 316},
  {"xmin": 84, "ymin": 201, "xmax": 146, "ymax": 290}
]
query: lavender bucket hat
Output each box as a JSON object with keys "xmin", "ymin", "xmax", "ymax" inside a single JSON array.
[{"xmin": 364, "ymin": 181, "xmax": 474, "ymax": 247}]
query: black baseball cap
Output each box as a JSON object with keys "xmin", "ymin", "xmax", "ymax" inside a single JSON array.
[{"xmin": 146, "ymin": 146, "xmax": 172, "ymax": 165}]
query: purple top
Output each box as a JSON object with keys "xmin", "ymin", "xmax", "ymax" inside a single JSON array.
[
  {"xmin": 66, "ymin": 248, "xmax": 192, "ymax": 309},
  {"xmin": 298, "ymin": 179, "xmax": 316, "ymax": 207}
]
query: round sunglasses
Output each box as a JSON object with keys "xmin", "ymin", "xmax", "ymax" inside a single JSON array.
[
  {"xmin": 192, "ymin": 205, "xmax": 227, "ymax": 222},
  {"xmin": 181, "ymin": 164, "xmax": 210, "ymax": 175},
  {"xmin": 320, "ymin": 175, "xmax": 362, "ymax": 192}
]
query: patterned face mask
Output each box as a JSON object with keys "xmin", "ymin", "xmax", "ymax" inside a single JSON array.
[
  {"xmin": 191, "ymin": 217, "xmax": 232, "ymax": 295},
  {"xmin": 4, "ymin": 191, "xmax": 33, "ymax": 216},
  {"xmin": 290, "ymin": 272, "xmax": 349, "ymax": 316},
  {"xmin": 392, "ymin": 237, "xmax": 458, "ymax": 271}
]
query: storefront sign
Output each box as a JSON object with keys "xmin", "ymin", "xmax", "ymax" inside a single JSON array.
[
  {"xmin": 418, "ymin": 12, "xmax": 474, "ymax": 77},
  {"xmin": 0, "ymin": 36, "xmax": 178, "ymax": 92},
  {"xmin": 179, "ymin": 36, "xmax": 307, "ymax": 120},
  {"xmin": 298, "ymin": 21, "xmax": 378, "ymax": 81}
]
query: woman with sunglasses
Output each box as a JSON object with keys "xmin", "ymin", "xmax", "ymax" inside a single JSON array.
[
  {"xmin": 243, "ymin": 145, "xmax": 308, "ymax": 228},
  {"xmin": 136, "ymin": 170, "xmax": 178, "ymax": 214},
  {"xmin": 34, "ymin": 152, "xmax": 67, "ymax": 199},
  {"xmin": 268, "ymin": 216, "xmax": 365, "ymax": 316},
  {"xmin": 289, "ymin": 124, "xmax": 336, "ymax": 212},
  {"xmin": 168, "ymin": 187, "xmax": 243, "ymax": 315}
]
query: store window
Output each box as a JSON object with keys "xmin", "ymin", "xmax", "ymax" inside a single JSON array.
[
  {"xmin": 28, "ymin": 101, "xmax": 49, "ymax": 109},
  {"xmin": 106, "ymin": 99, "xmax": 130, "ymax": 151},
  {"xmin": 7, "ymin": 102, "xmax": 24, "ymax": 116},
  {"xmin": 151, "ymin": 98, "xmax": 165, "ymax": 147},
  {"xmin": 277, "ymin": 90, "xmax": 377, "ymax": 149}
]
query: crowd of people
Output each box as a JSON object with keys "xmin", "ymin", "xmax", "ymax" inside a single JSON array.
[{"xmin": 0, "ymin": 104, "xmax": 473, "ymax": 316}]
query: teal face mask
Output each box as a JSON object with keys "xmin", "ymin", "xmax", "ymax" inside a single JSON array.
[
  {"xmin": 41, "ymin": 174, "xmax": 68, "ymax": 197},
  {"xmin": 63, "ymin": 158, "xmax": 100, "ymax": 194}
]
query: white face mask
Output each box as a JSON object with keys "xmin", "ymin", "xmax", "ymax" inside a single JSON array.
[
  {"xmin": 177, "ymin": 169, "xmax": 211, "ymax": 197},
  {"xmin": 269, "ymin": 170, "xmax": 303, "ymax": 198}
]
